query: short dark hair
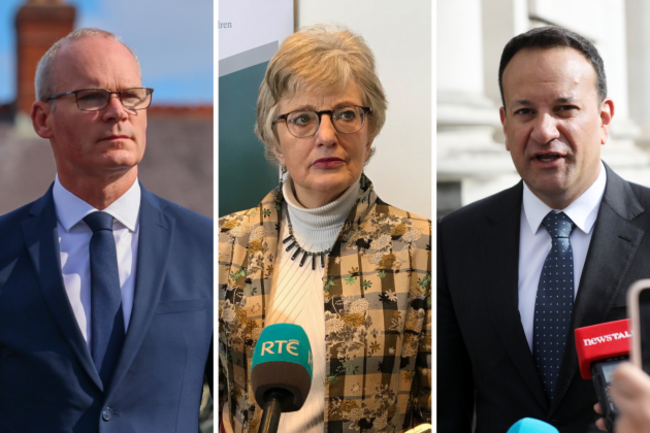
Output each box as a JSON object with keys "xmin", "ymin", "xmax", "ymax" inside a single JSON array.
[{"xmin": 498, "ymin": 26, "xmax": 607, "ymax": 108}]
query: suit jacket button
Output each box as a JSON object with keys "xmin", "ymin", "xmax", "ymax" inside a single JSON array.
[{"xmin": 102, "ymin": 407, "xmax": 113, "ymax": 421}]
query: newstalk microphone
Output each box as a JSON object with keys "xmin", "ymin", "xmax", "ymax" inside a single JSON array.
[
  {"xmin": 574, "ymin": 319, "xmax": 632, "ymax": 433},
  {"xmin": 250, "ymin": 323, "xmax": 313, "ymax": 433}
]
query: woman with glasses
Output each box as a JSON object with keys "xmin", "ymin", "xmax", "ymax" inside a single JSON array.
[{"xmin": 218, "ymin": 25, "xmax": 431, "ymax": 433}]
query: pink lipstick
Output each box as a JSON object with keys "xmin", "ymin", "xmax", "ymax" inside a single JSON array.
[{"xmin": 312, "ymin": 157, "xmax": 344, "ymax": 169}]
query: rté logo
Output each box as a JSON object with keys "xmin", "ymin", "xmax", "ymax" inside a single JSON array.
[{"xmin": 261, "ymin": 339, "xmax": 300, "ymax": 356}]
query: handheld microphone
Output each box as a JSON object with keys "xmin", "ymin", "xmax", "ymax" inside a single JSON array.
[
  {"xmin": 574, "ymin": 319, "xmax": 632, "ymax": 433},
  {"xmin": 250, "ymin": 323, "xmax": 313, "ymax": 433},
  {"xmin": 506, "ymin": 418, "xmax": 559, "ymax": 432}
]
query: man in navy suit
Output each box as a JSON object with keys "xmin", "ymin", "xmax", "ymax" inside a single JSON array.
[
  {"xmin": 0, "ymin": 28, "xmax": 212, "ymax": 432},
  {"xmin": 438, "ymin": 27, "xmax": 650, "ymax": 432}
]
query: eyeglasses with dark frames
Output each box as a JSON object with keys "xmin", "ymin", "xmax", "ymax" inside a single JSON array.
[
  {"xmin": 46, "ymin": 87, "xmax": 154, "ymax": 111},
  {"xmin": 276, "ymin": 105, "xmax": 372, "ymax": 138}
]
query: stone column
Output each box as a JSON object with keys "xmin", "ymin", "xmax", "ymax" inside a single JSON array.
[
  {"xmin": 626, "ymin": 0, "xmax": 650, "ymax": 149},
  {"xmin": 437, "ymin": 0, "xmax": 519, "ymax": 214},
  {"xmin": 15, "ymin": 0, "xmax": 75, "ymax": 133}
]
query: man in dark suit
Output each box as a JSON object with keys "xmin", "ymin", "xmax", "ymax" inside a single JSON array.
[
  {"xmin": 0, "ymin": 28, "xmax": 212, "ymax": 432},
  {"xmin": 438, "ymin": 27, "xmax": 650, "ymax": 433}
]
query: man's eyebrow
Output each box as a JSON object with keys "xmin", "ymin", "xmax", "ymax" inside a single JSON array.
[
  {"xmin": 510, "ymin": 96, "xmax": 578, "ymax": 108},
  {"xmin": 555, "ymin": 96, "xmax": 577, "ymax": 103}
]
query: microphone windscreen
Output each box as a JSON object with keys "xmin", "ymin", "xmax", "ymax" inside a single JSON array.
[
  {"xmin": 506, "ymin": 418, "xmax": 559, "ymax": 433},
  {"xmin": 251, "ymin": 323, "xmax": 313, "ymax": 412},
  {"xmin": 574, "ymin": 319, "xmax": 631, "ymax": 379}
]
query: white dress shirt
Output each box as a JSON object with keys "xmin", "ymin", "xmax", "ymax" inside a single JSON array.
[
  {"xmin": 52, "ymin": 175, "xmax": 141, "ymax": 347},
  {"xmin": 518, "ymin": 162, "xmax": 607, "ymax": 352}
]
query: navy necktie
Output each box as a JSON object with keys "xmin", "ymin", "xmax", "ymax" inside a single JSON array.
[
  {"xmin": 533, "ymin": 211, "xmax": 576, "ymax": 401},
  {"xmin": 84, "ymin": 211, "xmax": 125, "ymax": 386}
]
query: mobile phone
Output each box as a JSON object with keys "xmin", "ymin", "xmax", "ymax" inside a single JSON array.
[
  {"xmin": 592, "ymin": 356, "xmax": 627, "ymax": 433},
  {"xmin": 627, "ymin": 279, "xmax": 650, "ymax": 373}
]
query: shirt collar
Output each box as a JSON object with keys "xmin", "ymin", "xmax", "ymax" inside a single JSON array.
[
  {"xmin": 522, "ymin": 161, "xmax": 607, "ymax": 235},
  {"xmin": 52, "ymin": 174, "xmax": 141, "ymax": 233},
  {"xmin": 282, "ymin": 174, "xmax": 361, "ymax": 231}
]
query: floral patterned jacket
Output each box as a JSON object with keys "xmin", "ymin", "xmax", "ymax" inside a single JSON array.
[{"xmin": 218, "ymin": 176, "xmax": 431, "ymax": 433}]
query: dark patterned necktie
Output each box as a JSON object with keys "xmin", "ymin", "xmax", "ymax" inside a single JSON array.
[
  {"xmin": 84, "ymin": 211, "xmax": 125, "ymax": 386},
  {"xmin": 533, "ymin": 211, "xmax": 576, "ymax": 401}
]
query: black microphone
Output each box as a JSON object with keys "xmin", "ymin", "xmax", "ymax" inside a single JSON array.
[{"xmin": 250, "ymin": 323, "xmax": 313, "ymax": 433}]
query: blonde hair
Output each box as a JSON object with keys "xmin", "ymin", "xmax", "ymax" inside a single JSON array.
[
  {"xmin": 35, "ymin": 28, "xmax": 141, "ymax": 102},
  {"xmin": 255, "ymin": 25, "xmax": 387, "ymax": 165}
]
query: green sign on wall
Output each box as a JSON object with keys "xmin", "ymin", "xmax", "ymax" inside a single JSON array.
[{"xmin": 219, "ymin": 61, "xmax": 277, "ymax": 217}]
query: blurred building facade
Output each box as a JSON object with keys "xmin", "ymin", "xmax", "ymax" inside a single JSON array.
[
  {"xmin": 437, "ymin": 0, "xmax": 650, "ymax": 218},
  {"xmin": 0, "ymin": 0, "xmax": 213, "ymax": 218}
]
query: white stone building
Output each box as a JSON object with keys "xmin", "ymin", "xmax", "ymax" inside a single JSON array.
[{"xmin": 437, "ymin": 0, "xmax": 650, "ymax": 217}]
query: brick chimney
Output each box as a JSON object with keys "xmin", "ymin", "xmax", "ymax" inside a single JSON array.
[{"xmin": 15, "ymin": 0, "xmax": 75, "ymax": 118}]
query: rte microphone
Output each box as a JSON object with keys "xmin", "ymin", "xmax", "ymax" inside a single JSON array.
[
  {"xmin": 250, "ymin": 323, "xmax": 313, "ymax": 433},
  {"xmin": 574, "ymin": 319, "xmax": 632, "ymax": 433},
  {"xmin": 506, "ymin": 418, "xmax": 559, "ymax": 433}
]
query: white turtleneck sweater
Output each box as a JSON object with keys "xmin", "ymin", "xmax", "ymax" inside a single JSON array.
[{"xmin": 266, "ymin": 175, "xmax": 361, "ymax": 433}]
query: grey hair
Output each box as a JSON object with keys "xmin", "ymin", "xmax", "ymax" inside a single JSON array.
[
  {"xmin": 255, "ymin": 24, "xmax": 387, "ymax": 166},
  {"xmin": 35, "ymin": 28, "xmax": 141, "ymax": 102}
]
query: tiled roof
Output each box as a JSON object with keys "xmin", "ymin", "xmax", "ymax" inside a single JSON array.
[{"xmin": 0, "ymin": 113, "xmax": 213, "ymax": 218}]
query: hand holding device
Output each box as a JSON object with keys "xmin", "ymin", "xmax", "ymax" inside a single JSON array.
[
  {"xmin": 601, "ymin": 279, "xmax": 650, "ymax": 433},
  {"xmin": 602, "ymin": 362, "xmax": 650, "ymax": 433},
  {"xmin": 627, "ymin": 279, "xmax": 650, "ymax": 373}
]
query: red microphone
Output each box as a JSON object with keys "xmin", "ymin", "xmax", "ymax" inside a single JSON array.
[{"xmin": 574, "ymin": 319, "xmax": 632, "ymax": 433}]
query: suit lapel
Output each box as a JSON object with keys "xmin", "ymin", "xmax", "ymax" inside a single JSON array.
[
  {"xmin": 482, "ymin": 182, "xmax": 549, "ymax": 411},
  {"xmin": 106, "ymin": 186, "xmax": 175, "ymax": 396},
  {"xmin": 551, "ymin": 164, "xmax": 644, "ymax": 414},
  {"xmin": 22, "ymin": 187, "xmax": 103, "ymax": 391}
]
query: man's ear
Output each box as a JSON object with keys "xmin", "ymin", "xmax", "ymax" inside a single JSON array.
[
  {"xmin": 31, "ymin": 101, "xmax": 54, "ymax": 139},
  {"xmin": 499, "ymin": 106, "xmax": 510, "ymax": 151},
  {"xmin": 599, "ymin": 98, "xmax": 615, "ymax": 145}
]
